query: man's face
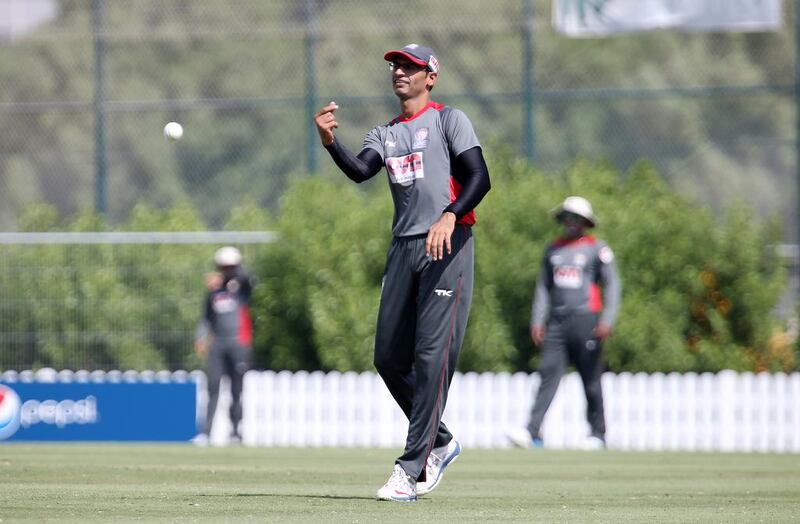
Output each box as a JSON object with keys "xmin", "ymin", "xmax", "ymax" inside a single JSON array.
[
  {"xmin": 560, "ymin": 212, "xmax": 587, "ymax": 239},
  {"xmin": 389, "ymin": 59, "xmax": 436, "ymax": 100},
  {"xmin": 217, "ymin": 265, "xmax": 237, "ymax": 278}
]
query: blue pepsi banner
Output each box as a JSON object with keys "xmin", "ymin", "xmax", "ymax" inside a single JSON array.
[{"xmin": 0, "ymin": 382, "xmax": 196, "ymax": 441}]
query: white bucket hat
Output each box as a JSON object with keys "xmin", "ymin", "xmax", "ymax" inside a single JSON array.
[
  {"xmin": 552, "ymin": 196, "xmax": 596, "ymax": 228},
  {"xmin": 214, "ymin": 246, "xmax": 242, "ymax": 267}
]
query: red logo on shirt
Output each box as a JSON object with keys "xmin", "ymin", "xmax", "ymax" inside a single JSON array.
[
  {"xmin": 553, "ymin": 265, "xmax": 583, "ymax": 289},
  {"xmin": 386, "ymin": 152, "xmax": 425, "ymax": 185}
]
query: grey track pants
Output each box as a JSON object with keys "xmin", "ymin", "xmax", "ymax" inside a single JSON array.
[
  {"xmin": 205, "ymin": 341, "xmax": 250, "ymax": 436},
  {"xmin": 373, "ymin": 225, "xmax": 474, "ymax": 482},
  {"xmin": 527, "ymin": 312, "xmax": 606, "ymax": 440}
]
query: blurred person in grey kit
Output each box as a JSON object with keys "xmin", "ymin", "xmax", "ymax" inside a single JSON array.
[
  {"xmin": 508, "ymin": 196, "xmax": 621, "ymax": 450},
  {"xmin": 193, "ymin": 246, "xmax": 254, "ymax": 446}
]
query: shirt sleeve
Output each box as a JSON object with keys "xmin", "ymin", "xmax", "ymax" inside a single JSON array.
[
  {"xmin": 443, "ymin": 146, "xmax": 491, "ymax": 219},
  {"xmin": 530, "ymin": 254, "xmax": 551, "ymax": 327},
  {"xmin": 195, "ymin": 319, "xmax": 210, "ymax": 342},
  {"xmin": 441, "ymin": 108, "xmax": 481, "ymax": 157},
  {"xmin": 237, "ymin": 268, "xmax": 253, "ymax": 303},
  {"xmin": 597, "ymin": 243, "xmax": 622, "ymax": 327},
  {"xmin": 324, "ymin": 139, "xmax": 384, "ymax": 183},
  {"xmin": 203, "ymin": 293, "xmax": 212, "ymax": 324},
  {"xmin": 198, "ymin": 294, "xmax": 213, "ymax": 340},
  {"xmin": 362, "ymin": 126, "xmax": 385, "ymax": 159}
]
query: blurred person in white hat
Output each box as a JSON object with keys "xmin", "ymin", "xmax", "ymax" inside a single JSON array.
[
  {"xmin": 193, "ymin": 246, "xmax": 254, "ymax": 446},
  {"xmin": 507, "ymin": 196, "xmax": 621, "ymax": 451}
]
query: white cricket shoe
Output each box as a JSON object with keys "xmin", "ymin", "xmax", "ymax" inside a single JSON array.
[
  {"xmin": 507, "ymin": 428, "xmax": 534, "ymax": 448},
  {"xmin": 507, "ymin": 428, "xmax": 545, "ymax": 449},
  {"xmin": 191, "ymin": 433, "xmax": 209, "ymax": 447},
  {"xmin": 581, "ymin": 435, "xmax": 606, "ymax": 450},
  {"xmin": 376, "ymin": 464, "xmax": 417, "ymax": 502},
  {"xmin": 417, "ymin": 439, "xmax": 461, "ymax": 496}
]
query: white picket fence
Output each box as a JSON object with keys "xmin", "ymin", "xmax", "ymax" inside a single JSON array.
[
  {"xmin": 6, "ymin": 368, "xmax": 799, "ymax": 452},
  {"xmin": 198, "ymin": 370, "xmax": 800, "ymax": 452}
]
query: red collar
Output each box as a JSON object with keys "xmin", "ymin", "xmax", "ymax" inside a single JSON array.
[
  {"xmin": 391, "ymin": 101, "xmax": 445, "ymax": 124},
  {"xmin": 552, "ymin": 235, "xmax": 596, "ymax": 248}
]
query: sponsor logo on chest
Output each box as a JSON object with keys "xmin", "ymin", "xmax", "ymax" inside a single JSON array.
[
  {"xmin": 553, "ymin": 265, "xmax": 583, "ymax": 289},
  {"xmin": 212, "ymin": 292, "xmax": 238, "ymax": 314},
  {"xmin": 386, "ymin": 152, "xmax": 425, "ymax": 186}
]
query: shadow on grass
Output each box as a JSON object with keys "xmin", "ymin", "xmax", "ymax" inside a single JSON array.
[{"xmin": 198, "ymin": 493, "xmax": 378, "ymax": 501}]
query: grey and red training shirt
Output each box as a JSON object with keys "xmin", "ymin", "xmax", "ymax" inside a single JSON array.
[
  {"xmin": 362, "ymin": 101, "xmax": 481, "ymax": 237},
  {"xmin": 203, "ymin": 268, "xmax": 254, "ymax": 347},
  {"xmin": 531, "ymin": 235, "xmax": 621, "ymax": 328}
]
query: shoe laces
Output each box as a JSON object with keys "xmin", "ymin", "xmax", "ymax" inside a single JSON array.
[
  {"xmin": 427, "ymin": 452, "xmax": 443, "ymax": 470},
  {"xmin": 425, "ymin": 445, "xmax": 448, "ymax": 477},
  {"xmin": 386, "ymin": 465, "xmax": 414, "ymax": 491}
]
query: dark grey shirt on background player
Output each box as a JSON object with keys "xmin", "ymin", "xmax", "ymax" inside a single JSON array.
[
  {"xmin": 315, "ymin": 43, "xmax": 490, "ymax": 501},
  {"xmin": 531, "ymin": 235, "xmax": 621, "ymax": 328}
]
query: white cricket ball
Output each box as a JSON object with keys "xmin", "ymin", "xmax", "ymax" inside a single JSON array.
[{"xmin": 163, "ymin": 121, "xmax": 183, "ymax": 141}]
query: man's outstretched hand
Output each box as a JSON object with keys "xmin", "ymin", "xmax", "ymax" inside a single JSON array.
[{"xmin": 314, "ymin": 101, "xmax": 339, "ymax": 146}]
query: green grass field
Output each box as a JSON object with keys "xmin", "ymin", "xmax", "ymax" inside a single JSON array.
[{"xmin": 1, "ymin": 445, "xmax": 799, "ymax": 523}]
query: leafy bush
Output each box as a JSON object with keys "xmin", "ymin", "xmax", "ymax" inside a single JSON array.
[
  {"xmin": 1, "ymin": 155, "xmax": 789, "ymax": 372},
  {"xmin": 253, "ymin": 155, "xmax": 788, "ymax": 372}
]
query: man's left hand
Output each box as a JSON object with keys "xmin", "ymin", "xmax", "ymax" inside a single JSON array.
[
  {"xmin": 194, "ymin": 339, "xmax": 208, "ymax": 359},
  {"xmin": 594, "ymin": 322, "xmax": 613, "ymax": 341},
  {"xmin": 426, "ymin": 212, "xmax": 456, "ymax": 261}
]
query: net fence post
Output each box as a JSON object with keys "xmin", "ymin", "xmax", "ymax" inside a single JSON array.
[
  {"xmin": 522, "ymin": 0, "xmax": 535, "ymax": 163},
  {"xmin": 304, "ymin": 0, "xmax": 319, "ymax": 175},
  {"xmin": 92, "ymin": 0, "xmax": 107, "ymax": 215}
]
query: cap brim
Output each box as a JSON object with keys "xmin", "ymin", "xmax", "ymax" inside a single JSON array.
[
  {"xmin": 383, "ymin": 50, "xmax": 427, "ymax": 67},
  {"xmin": 553, "ymin": 206, "xmax": 596, "ymax": 227}
]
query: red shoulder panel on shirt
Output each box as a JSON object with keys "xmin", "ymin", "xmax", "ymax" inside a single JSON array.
[
  {"xmin": 390, "ymin": 101, "xmax": 444, "ymax": 124},
  {"xmin": 450, "ymin": 177, "xmax": 477, "ymax": 225}
]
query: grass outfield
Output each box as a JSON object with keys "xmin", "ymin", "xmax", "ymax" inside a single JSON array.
[{"xmin": 1, "ymin": 445, "xmax": 799, "ymax": 523}]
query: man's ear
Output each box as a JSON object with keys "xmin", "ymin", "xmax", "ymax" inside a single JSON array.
[{"xmin": 426, "ymin": 71, "xmax": 438, "ymax": 92}]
